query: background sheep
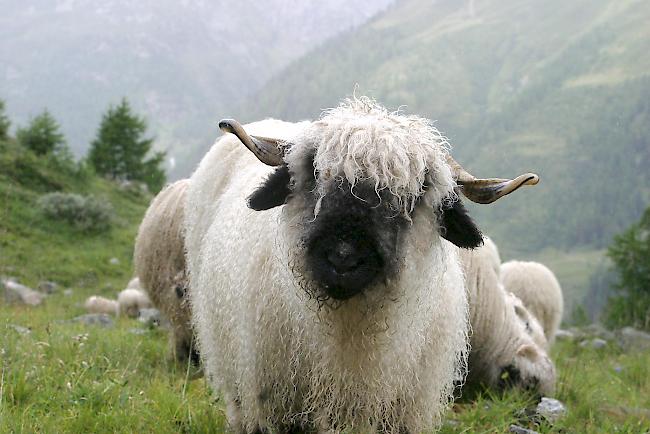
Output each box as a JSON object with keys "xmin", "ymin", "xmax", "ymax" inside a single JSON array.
[
  {"xmin": 481, "ymin": 237, "xmax": 548, "ymax": 350},
  {"xmin": 501, "ymin": 260, "xmax": 564, "ymax": 345},
  {"xmin": 84, "ymin": 295, "xmax": 118, "ymax": 315},
  {"xmin": 458, "ymin": 240, "xmax": 556, "ymax": 395},
  {"xmin": 134, "ymin": 179, "xmax": 197, "ymax": 364},
  {"xmin": 117, "ymin": 288, "xmax": 152, "ymax": 318},
  {"xmin": 185, "ymin": 97, "xmax": 538, "ymax": 433},
  {"xmin": 506, "ymin": 291, "xmax": 548, "ymax": 350}
]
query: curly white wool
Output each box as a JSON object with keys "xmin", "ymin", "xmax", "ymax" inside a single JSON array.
[
  {"xmin": 501, "ymin": 260, "xmax": 564, "ymax": 345},
  {"xmin": 117, "ymin": 288, "xmax": 152, "ymax": 318},
  {"xmin": 84, "ymin": 295, "xmax": 118, "ymax": 315},
  {"xmin": 185, "ymin": 98, "xmax": 469, "ymax": 433}
]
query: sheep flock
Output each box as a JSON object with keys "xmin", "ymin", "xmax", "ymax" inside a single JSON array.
[{"xmin": 129, "ymin": 97, "xmax": 565, "ymax": 433}]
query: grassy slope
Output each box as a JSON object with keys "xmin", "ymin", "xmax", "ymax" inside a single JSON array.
[{"xmin": 0, "ymin": 140, "xmax": 224, "ymax": 432}]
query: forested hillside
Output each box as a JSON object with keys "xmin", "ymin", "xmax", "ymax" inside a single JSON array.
[
  {"xmin": 239, "ymin": 0, "xmax": 650, "ymax": 256},
  {"xmin": 0, "ymin": 0, "xmax": 392, "ymax": 177}
]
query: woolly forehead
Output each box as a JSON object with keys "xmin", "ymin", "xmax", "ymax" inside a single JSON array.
[{"xmin": 284, "ymin": 103, "xmax": 457, "ymax": 212}]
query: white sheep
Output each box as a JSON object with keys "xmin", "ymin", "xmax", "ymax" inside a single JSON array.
[
  {"xmin": 134, "ymin": 179, "xmax": 196, "ymax": 363},
  {"xmin": 458, "ymin": 242, "xmax": 556, "ymax": 395},
  {"xmin": 479, "ymin": 236, "xmax": 547, "ymax": 350},
  {"xmin": 117, "ymin": 288, "xmax": 152, "ymax": 318},
  {"xmin": 501, "ymin": 260, "xmax": 564, "ymax": 345},
  {"xmin": 84, "ymin": 295, "xmax": 118, "ymax": 315},
  {"xmin": 126, "ymin": 277, "xmax": 142, "ymax": 290},
  {"xmin": 185, "ymin": 97, "xmax": 539, "ymax": 433}
]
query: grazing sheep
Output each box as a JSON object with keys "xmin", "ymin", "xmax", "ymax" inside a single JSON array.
[
  {"xmin": 479, "ymin": 237, "xmax": 547, "ymax": 349},
  {"xmin": 501, "ymin": 260, "xmax": 564, "ymax": 345},
  {"xmin": 185, "ymin": 97, "xmax": 539, "ymax": 433},
  {"xmin": 84, "ymin": 295, "xmax": 118, "ymax": 315},
  {"xmin": 506, "ymin": 291, "xmax": 548, "ymax": 350},
  {"xmin": 134, "ymin": 179, "xmax": 197, "ymax": 364},
  {"xmin": 117, "ymin": 288, "xmax": 152, "ymax": 318},
  {"xmin": 459, "ymin": 241, "xmax": 556, "ymax": 395}
]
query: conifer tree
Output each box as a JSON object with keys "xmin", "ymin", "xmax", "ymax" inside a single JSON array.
[
  {"xmin": 89, "ymin": 98, "xmax": 165, "ymax": 192},
  {"xmin": 0, "ymin": 99, "xmax": 10, "ymax": 141},
  {"xmin": 16, "ymin": 109, "xmax": 65, "ymax": 155}
]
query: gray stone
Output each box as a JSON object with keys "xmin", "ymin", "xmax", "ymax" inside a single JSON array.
[
  {"xmin": 63, "ymin": 288, "xmax": 74, "ymax": 296},
  {"xmin": 8, "ymin": 324, "xmax": 31, "ymax": 335},
  {"xmin": 579, "ymin": 338, "xmax": 607, "ymax": 349},
  {"xmin": 583, "ymin": 323, "xmax": 615, "ymax": 341},
  {"xmin": 2, "ymin": 279, "xmax": 45, "ymax": 306},
  {"xmin": 38, "ymin": 281, "xmax": 58, "ymax": 294},
  {"xmin": 617, "ymin": 327, "xmax": 650, "ymax": 352},
  {"xmin": 109, "ymin": 257, "xmax": 120, "ymax": 265},
  {"xmin": 138, "ymin": 308, "xmax": 164, "ymax": 327},
  {"xmin": 128, "ymin": 328, "xmax": 148, "ymax": 335},
  {"xmin": 554, "ymin": 329, "xmax": 575, "ymax": 341},
  {"xmin": 536, "ymin": 397, "xmax": 567, "ymax": 423},
  {"xmin": 509, "ymin": 425, "xmax": 539, "ymax": 434},
  {"xmin": 72, "ymin": 313, "xmax": 114, "ymax": 328}
]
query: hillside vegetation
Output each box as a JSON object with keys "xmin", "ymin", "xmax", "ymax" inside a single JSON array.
[
  {"xmin": 0, "ymin": 0, "xmax": 392, "ymax": 178},
  {"xmin": 240, "ymin": 0, "xmax": 650, "ymax": 257}
]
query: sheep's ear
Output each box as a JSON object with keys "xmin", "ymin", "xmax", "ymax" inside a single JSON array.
[
  {"xmin": 438, "ymin": 198, "xmax": 484, "ymax": 249},
  {"xmin": 247, "ymin": 165, "xmax": 291, "ymax": 211},
  {"xmin": 516, "ymin": 343, "xmax": 540, "ymax": 360}
]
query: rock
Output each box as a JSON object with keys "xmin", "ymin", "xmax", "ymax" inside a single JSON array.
[
  {"xmin": 38, "ymin": 281, "xmax": 58, "ymax": 294},
  {"xmin": 137, "ymin": 308, "xmax": 166, "ymax": 327},
  {"xmin": 536, "ymin": 397, "xmax": 567, "ymax": 423},
  {"xmin": 617, "ymin": 327, "xmax": 650, "ymax": 352},
  {"xmin": 128, "ymin": 328, "xmax": 148, "ymax": 335},
  {"xmin": 554, "ymin": 329, "xmax": 575, "ymax": 341},
  {"xmin": 63, "ymin": 288, "xmax": 74, "ymax": 296},
  {"xmin": 580, "ymin": 338, "xmax": 607, "ymax": 349},
  {"xmin": 109, "ymin": 257, "xmax": 120, "ymax": 265},
  {"xmin": 583, "ymin": 323, "xmax": 615, "ymax": 341},
  {"xmin": 509, "ymin": 425, "xmax": 539, "ymax": 434},
  {"xmin": 2, "ymin": 279, "xmax": 45, "ymax": 306},
  {"xmin": 8, "ymin": 324, "xmax": 31, "ymax": 335},
  {"xmin": 72, "ymin": 313, "xmax": 114, "ymax": 328}
]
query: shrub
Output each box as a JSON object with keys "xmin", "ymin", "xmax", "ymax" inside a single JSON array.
[
  {"xmin": 38, "ymin": 192, "xmax": 114, "ymax": 232},
  {"xmin": 604, "ymin": 207, "xmax": 650, "ymax": 330}
]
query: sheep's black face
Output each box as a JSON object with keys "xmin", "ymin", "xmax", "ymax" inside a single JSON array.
[{"xmin": 303, "ymin": 183, "xmax": 407, "ymax": 300}]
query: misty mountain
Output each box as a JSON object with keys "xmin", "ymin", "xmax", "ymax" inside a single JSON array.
[
  {"xmin": 237, "ymin": 0, "xmax": 650, "ymax": 254},
  {"xmin": 0, "ymin": 0, "xmax": 393, "ymax": 175}
]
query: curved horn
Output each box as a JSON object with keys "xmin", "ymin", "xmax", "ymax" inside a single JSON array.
[
  {"xmin": 446, "ymin": 155, "xmax": 539, "ymax": 204},
  {"xmin": 219, "ymin": 119, "xmax": 284, "ymax": 166}
]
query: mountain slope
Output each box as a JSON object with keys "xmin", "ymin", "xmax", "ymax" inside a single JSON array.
[
  {"xmin": 238, "ymin": 0, "xmax": 650, "ymax": 254},
  {"xmin": 0, "ymin": 0, "xmax": 393, "ymax": 176}
]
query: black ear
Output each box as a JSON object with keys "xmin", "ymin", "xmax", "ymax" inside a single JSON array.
[
  {"xmin": 247, "ymin": 165, "xmax": 291, "ymax": 211},
  {"xmin": 438, "ymin": 198, "xmax": 484, "ymax": 249}
]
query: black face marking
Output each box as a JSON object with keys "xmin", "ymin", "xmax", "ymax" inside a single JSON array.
[
  {"xmin": 438, "ymin": 198, "xmax": 483, "ymax": 249},
  {"xmin": 247, "ymin": 165, "xmax": 292, "ymax": 210},
  {"xmin": 303, "ymin": 183, "xmax": 406, "ymax": 301}
]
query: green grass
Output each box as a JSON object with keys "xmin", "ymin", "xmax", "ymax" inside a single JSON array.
[{"xmin": 442, "ymin": 341, "xmax": 650, "ymax": 433}]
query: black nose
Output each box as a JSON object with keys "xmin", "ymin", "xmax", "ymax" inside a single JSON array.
[{"xmin": 327, "ymin": 241, "xmax": 360, "ymax": 274}]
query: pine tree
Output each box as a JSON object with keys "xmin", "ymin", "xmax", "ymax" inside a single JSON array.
[
  {"xmin": 0, "ymin": 99, "xmax": 10, "ymax": 141},
  {"xmin": 16, "ymin": 109, "xmax": 65, "ymax": 155},
  {"xmin": 89, "ymin": 98, "xmax": 166, "ymax": 192}
]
